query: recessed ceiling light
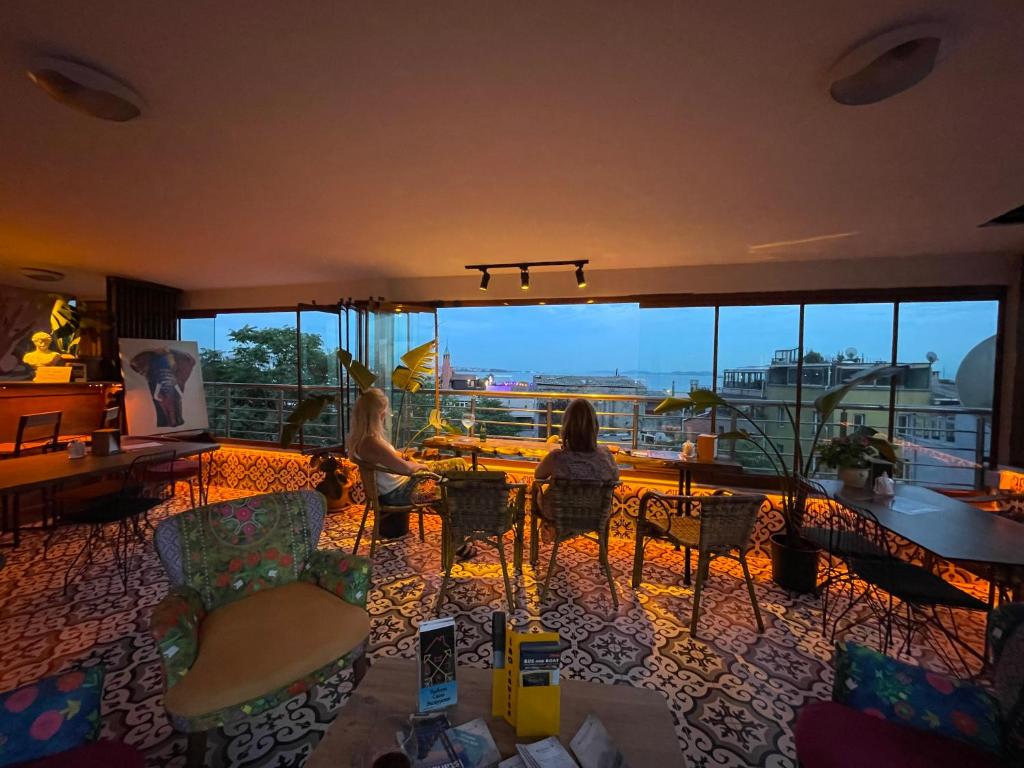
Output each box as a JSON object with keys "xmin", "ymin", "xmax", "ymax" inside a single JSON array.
[
  {"xmin": 829, "ymin": 22, "xmax": 952, "ymax": 106},
  {"xmin": 27, "ymin": 56, "xmax": 143, "ymax": 121},
  {"xmin": 19, "ymin": 267, "xmax": 64, "ymax": 282}
]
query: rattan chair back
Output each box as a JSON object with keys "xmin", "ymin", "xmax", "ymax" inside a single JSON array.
[
  {"xmin": 441, "ymin": 471, "xmax": 516, "ymax": 535},
  {"xmin": 695, "ymin": 494, "xmax": 764, "ymax": 555},
  {"xmin": 541, "ymin": 478, "xmax": 617, "ymax": 537}
]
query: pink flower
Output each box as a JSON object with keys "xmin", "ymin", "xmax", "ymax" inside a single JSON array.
[
  {"xmin": 5, "ymin": 686, "xmax": 38, "ymax": 713},
  {"xmin": 29, "ymin": 710, "xmax": 64, "ymax": 740},
  {"xmin": 926, "ymin": 672, "xmax": 954, "ymax": 695},
  {"xmin": 241, "ymin": 522, "xmax": 257, "ymax": 537},
  {"xmin": 56, "ymin": 672, "xmax": 84, "ymax": 693},
  {"xmin": 235, "ymin": 507, "xmax": 253, "ymax": 522}
]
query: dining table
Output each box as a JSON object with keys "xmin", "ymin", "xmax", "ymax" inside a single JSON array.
[
  {"xmin": 421, "ymin": 434, "xmax": 620, "ymax": 469},
  {"xmin": 0, "ymin": 438, "xmax": 219, "ymax": 547},
  {"xmin": 820, "ymin": 479, "xmax": 1024, "ymax": 567}
]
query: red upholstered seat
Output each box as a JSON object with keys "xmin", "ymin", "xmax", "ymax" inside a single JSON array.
[
  {"xmin": 794, "ymin": 701, "xmax": 1001, "ymax": 768},
  {"xmin": 20, "ymin": 741, "xmax": 146, "ymax": 768}
]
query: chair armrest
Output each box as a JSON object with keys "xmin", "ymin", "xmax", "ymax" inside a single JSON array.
[
  {"xmin": 303, "ymin": 549, "xmax": 373, "ymax": 607},
  {"xmin": 150, "ymin": 586, "xmax": 205, "ymax": 688}
]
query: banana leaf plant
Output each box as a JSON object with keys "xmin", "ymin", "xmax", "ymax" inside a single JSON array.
[
  {"xmin": 49, "ymin": 297, "xmax": 81, "ymax": 356},
  {"xmin": 654, "ymin": 363, "xmax": 906, "ymax": 544}
]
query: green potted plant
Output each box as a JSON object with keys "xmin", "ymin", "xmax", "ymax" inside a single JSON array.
[
  {"xmin": 654, "ymin": 363, "xmax": 904, "ymax": 593},
  {"xmin": 818, "ymin": 434, "xmax": 874, "ymax": 488}
]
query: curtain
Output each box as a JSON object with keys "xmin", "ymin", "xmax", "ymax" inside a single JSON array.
[{"xmin": 107, "ymin": 276, "xmax": 180, "ymax": 341}]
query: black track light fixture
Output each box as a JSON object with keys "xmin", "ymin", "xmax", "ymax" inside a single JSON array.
[{"xmin": 465, "ymin": 259, "xmax": 589, "ymax": 292}]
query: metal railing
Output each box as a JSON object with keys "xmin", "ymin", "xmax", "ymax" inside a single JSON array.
[{"xmin": 201, "ymin": 382, "xmax": 992, "ymax": 489}]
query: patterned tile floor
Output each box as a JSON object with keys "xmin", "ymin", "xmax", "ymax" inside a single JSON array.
[{"xmin": 0, "ymin": 487, "xmax": 987, "ymax": 767}]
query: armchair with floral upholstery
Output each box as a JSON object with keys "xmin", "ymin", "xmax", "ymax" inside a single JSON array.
[{"xmin": 150, "ymin": 490, "xmax": 371, "ymax": 768}]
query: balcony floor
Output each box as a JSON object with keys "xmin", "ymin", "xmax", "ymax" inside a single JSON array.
[{"xmin": 0, "ymin": 486, "xmax": 986, "ymax": 767}]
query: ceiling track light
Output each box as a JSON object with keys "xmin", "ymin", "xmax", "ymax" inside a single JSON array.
[
  {"xmin": 575, "ymin": 262, "xmax": 586, "ymax": 288},
  {"xmin": 465, "ymin": 259, "xmax": 589, "ymax": 292}
]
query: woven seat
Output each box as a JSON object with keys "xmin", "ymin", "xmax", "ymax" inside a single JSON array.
[
  {"xmin": 633, "ymin": 490, "xmax": 766, "ymax": 638},
  {"xmin": 352, "ymin": 458, "xmax": 437, "ymax": 557},
  {"xmin": 530, "ymin": 478, "xmax": 619, "ymax": 610},
  {"xmin": 436, "ymin": 472, "xmax": 526, "ymax": 614}
]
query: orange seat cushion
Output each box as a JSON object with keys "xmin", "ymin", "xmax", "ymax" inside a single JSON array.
[{"xmin": 163, "ymin": 581, "xmax": 369, "ymax": 719}]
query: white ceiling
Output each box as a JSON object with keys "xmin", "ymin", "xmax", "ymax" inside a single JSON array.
[{"xmin": 1, "ymin": 1, "xmax": 1023, "ymax": 292}]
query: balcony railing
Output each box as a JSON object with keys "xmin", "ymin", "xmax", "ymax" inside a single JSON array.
[{"xmin": 201, "ymin": 381, "xmax": 992, "ymax": 489}]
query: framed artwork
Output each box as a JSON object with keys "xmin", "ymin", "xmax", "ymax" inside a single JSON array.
[{"xmin": 118, "ymin": 338, "xmax": 209, "ymax": 435}]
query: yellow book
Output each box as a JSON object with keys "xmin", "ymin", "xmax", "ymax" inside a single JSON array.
[{"xmin": 509, "ymin": 630, "xmax": 561, "ymax": 738}]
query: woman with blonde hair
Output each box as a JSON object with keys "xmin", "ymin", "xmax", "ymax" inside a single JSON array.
[{"xmin": 348, "ymin": 387, "xmax": 465, "ymax": 506}]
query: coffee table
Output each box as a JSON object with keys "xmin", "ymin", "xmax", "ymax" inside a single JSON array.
[{"xmin": 307, "ymin": 657, "xmax": 684, "ymax": 767}]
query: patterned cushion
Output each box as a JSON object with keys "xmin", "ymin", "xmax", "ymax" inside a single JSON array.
[
  {"xmin": 989, "ymin": 603, "xmax": 1024, "ymax": 764},
  {"xmin": 0, "ymin": 667, "xmax": 103, "ymax": 767},
  {"xmin": 833, "ymin": 643, "xmax": 1001, "ymax": 755},
  {"xmin": 154, "ymin": 491, "xmax": 326, "ymax": 609}
]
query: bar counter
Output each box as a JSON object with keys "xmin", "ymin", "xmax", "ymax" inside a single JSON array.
[{"xmin": 0, "ymin": 380, "xmax": 122, "ymax": 442}]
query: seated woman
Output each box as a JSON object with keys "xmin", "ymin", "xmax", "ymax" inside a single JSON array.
[
  {"xmin": 534, "ymin": 398, "xmax": 620, "ymax": 484},
  {"xmin": 348, "ymin": 387, "xmax": 466, "ymax": 506}
]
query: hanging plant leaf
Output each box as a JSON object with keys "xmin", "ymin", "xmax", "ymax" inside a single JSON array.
[
  {"xmin": 337, "ymin": 349, "xmax": 377, "ymax": 392},
  {"xmin": 392, "ymin": 366, "xmax": 424, "ymax": 393},
  {"xmin": 652, "ymin": 396, "xmax": 694, "ymax": 415},
  {"xmin": 814, "ymin": 364, "xmax": 907, "ymax": 421},
  {"xmin": 280, "ymin": 393, "xmax": 337, "ymax": 448},
  {"xmin": 428, "ymin": 408, "xmax": 461, "ymax": 434}
]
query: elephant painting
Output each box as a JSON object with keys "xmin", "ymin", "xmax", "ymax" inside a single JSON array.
[{"xmin": 130, "ymin": 348, "xmax": 196, "ymax": 428}]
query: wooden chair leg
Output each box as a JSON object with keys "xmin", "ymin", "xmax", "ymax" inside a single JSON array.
[
  {"xmin": 689, "ymin": 552, "xmax": 711, "ymax": 638},
  {"xmin": 497, "ymin": 536, "xmax": 515, "ymax": 613},
  {"xmin": 353, "ymin": 504, "xmax": 370, "ymax": 556},
  {"xmin": 353, "ymin": 641, "xmax": 371, "ymax": 685},
  {"xmin": 631, "ymin": 527, "xmax": 645, "ymax": 589},
  {"xmin": 683, "ymin": 545, "xmax": 692, "ymax": 585},
  {"xmin": 435, "ymin": 532, "xmax": 454, "ymax": 617},
  {"xmin": 600, "ymin": 530, "xmax": 618, "ymax": 611},
  {"xmin": 540, "ymin": 539, "xmax": 560, "ymax": 603},
  {"xmin": 529, "ymin": 512, "xmax": 540, "ymax": 566},
  {"xmin": 185, "ymin": 730, "xmax": 208, "ymax": 768},
  {"xmin": 418, "ymin": 509, "xmax": 425, "ymax": 542},
  {"xmin": 740, "ymin": 554, "xmax": 764, "ymax": 633},
  {"xmin": 369, "ymin": 508, "xmax": 380, "ymax": 558}
]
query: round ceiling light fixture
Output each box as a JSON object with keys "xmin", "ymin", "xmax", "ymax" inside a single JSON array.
[
  {"xmin": 19, "ymin": 267, "xmax": 65, "ymax": 282},
  {"xmin": 829, "ymin": 22, "xmax": 953, "ymax": 106},
  {"xmin": 26, "ymin": 56, "xmax": 144, "ymax": 121}
]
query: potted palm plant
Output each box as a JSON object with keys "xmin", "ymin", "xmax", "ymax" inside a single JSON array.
[{"xmin": 654, "ymin": 363, "xmax": 904, "ymax": 593}]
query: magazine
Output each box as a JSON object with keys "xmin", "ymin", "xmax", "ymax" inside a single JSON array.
[
  {"xmin": 516, "ymin": 737, "xmax": 579, "ymax": 768},
  {"xmin": 447, "ymin": 718, "xmax": 502, "ymax": 768},
  {"xmin": 569, "ymin": 716, "xmax": 626, "ymax": 768},
  {"xmin": 419, "ymin": 617, "xmax": 458, "ymax": 711},
  {"xmin": 396, "ymin": 712, "xmax": 453, "ymax": 761}
]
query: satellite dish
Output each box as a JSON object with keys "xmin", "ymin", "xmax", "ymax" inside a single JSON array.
[
  {"xmin": 845, "ymin": 347, "xmax": 858, "ymax": 360},
  {"xmin": 26, "ymin": 57, "xmax": 144, "ymax": 121},
  {"xmin": 926, "ymin": 351, "xmax": 938, "ymax": 364},
  {"xmin": 955, "ymin": 336, "xmax": 995, "ymax": 409}
]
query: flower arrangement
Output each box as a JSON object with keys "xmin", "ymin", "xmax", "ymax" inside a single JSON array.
[{"xmin": 818, "ymin": 434, "xmax": 877, "ymax": 469}]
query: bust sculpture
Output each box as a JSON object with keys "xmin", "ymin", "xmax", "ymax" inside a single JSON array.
[{"xmin": 22, "ymin": 331, "xmax": 74, "ymax": 370}]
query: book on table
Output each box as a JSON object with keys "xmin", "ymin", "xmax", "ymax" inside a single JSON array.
[{"xmin": 419, "ymin": 617, "xmax": 458, "ymax": 712}]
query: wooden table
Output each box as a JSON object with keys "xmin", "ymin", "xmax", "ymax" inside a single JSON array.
[
  {"xmin": 307, "ymin": 657, "xmax": 683, "ymax": 768},
  {"xmin": 423, "ymin": 435, "xmax": 620, "ymax": 469},
  {"xmin": 0, "ymin": 439, "xmax": 219, "ymax": 547},
  {"xmin": 822, "ymin": 479, "xmax": 1024, "ymax": 567}
]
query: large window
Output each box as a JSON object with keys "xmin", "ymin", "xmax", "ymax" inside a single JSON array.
[{"xmin": 181, "ymin": 293, "xmax": 1003, "ymax": 488}]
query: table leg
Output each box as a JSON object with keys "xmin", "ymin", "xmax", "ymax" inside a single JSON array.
[{"xmin": 682, "ymin": 469, "xmax": 692, "ymax": 585}]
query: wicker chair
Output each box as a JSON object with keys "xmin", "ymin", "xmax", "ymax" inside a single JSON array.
[
  {"xmin": 633, "ymin": 490, "xmax": 765, "ymax": 638},
  {"xmin": 352, "ymin": 459, "xmax": 440, "ymax": 557},
  {"xmin": 436, "ymin": 472, "xmax": 527, "ymax": 614},
  {"xmin": 529, "ymin": 479, "xmax": 619, "ymax": 610}
]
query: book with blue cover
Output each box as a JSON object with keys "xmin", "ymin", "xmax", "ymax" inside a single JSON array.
[{"xmin": 418, "ymin": 617, "xmax": 458, "ymax": 712}]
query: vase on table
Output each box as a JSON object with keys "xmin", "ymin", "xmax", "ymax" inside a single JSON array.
[{"xmin": 838, "ymin": 466, "xmax": 870, "ymax": 489}]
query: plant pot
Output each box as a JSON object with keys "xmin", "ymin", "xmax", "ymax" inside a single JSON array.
[
  {"xmin": 769, "ymin": 533, "xmax": 820, "ymax": 594},
  {"xmin": 838, "ymin": 466, "xmax": 870, "ymax": 489},
  {"xmin": 324, "ymin": 494, "xmax": 347, "ymax": 513},
  {"xmin": 379, "ymin": 511, "xmax": 410, "ymax": 540}
]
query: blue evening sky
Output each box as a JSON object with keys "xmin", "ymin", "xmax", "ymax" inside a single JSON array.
[{"xmin": 181, "ymin": 300, "xmax": 997, "ymax": 382}]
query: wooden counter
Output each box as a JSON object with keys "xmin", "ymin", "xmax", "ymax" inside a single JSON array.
[{"xmin": 0, "ymin": 381, "xmax": 122, "ymax": 442}]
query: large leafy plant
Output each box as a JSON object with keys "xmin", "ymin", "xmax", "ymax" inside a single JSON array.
[
  {"xmin": 654, "ymin": 364, "xmax": 904, "ymax": 542},
  {"xmin": 280, "ymin": 338, "xmax": 455, "ymax": 450}
]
